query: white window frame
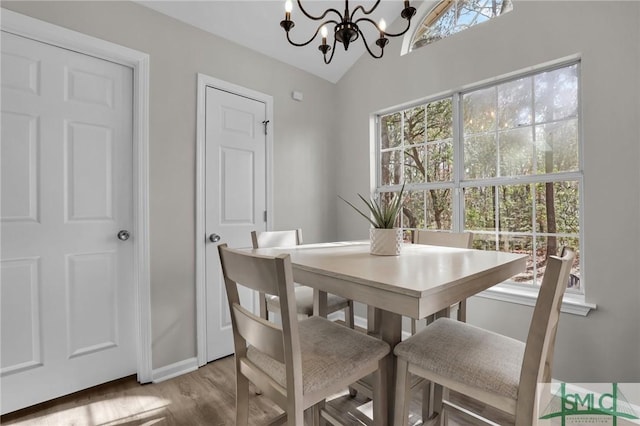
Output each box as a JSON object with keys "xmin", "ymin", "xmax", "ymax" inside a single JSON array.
[
  {"xmin": 404, "ymin": 0, "xmax": 514, "ymax": 54},
  {"xmin": 374, "ymin": 59, "xmax": 595, "ymax": 316}
]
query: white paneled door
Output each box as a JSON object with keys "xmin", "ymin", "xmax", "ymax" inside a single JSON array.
[
  {"xmin": 0, "ymin": 32, "xmax": 136, "ymax": 413},
  {"xmin": 205, "ymin": 87, "xmax": 266, "ymax": 362}
]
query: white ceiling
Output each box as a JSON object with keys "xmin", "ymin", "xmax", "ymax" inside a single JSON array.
[{"xmin": 136, "ymin": 1, "xmax": 425, "ymax": 83}]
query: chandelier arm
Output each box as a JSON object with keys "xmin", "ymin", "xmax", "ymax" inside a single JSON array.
[
  {"xmin": 358, "ymin": 28, "xmax": 384, "ymax": 59},
  {"xmin": 351, "ymin": 0, "xmax": 382, "ymax": 18},
  {"xmin": 323, "ymin": 37, "xmax": 338, "ymax": 64},
  {"xmin": 355, "ymin": 16, "xmax": 414, "ymax": 38},
  {"xmin": 286, "ymin": 19, "xmax": 339, "ymax": 47},
  {"xmin": 296, "ymin": 0, "xmax": 343, "ymax": 22}
]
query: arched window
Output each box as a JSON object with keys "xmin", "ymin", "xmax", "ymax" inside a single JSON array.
[{"xmin": 410, "ymin": 0, "xmax": 513, "ymax": 51}]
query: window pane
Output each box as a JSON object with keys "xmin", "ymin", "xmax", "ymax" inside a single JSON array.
[
  {"xmin": 381, "ymin": 150, "xmax": 401, "ymax": 186},
  {"xmin": 535, "ymin": 236, "xmax": 581, "ymax": 288},
  {"xmin": 464, "ymin": 133, "xmax": 497, "ymax": 179},
  {"xmin": 498, "ymin": 234, "xmax": 534, "ymax": 284},
  {"xmin": 498, "ymin": 77, "xmax": 532, "ymax": 129},
  {"xmin": 535, "ymin": 181, "xmax": 580, "ymax": 234},
  {"xmin": 535, "ymin": 64, "xmax": 579, "ymax": 123},
  {"xmin": 426, "ymin": 189, "xmax": 452, "ymax": 230},
  {"xmin": 426, "ymin": 141, "xmax": 453, "ymax": 182},
  {"xmin": 403, "ymin": 190, "xmax": 426, "ymax": 229},
  {"xmin": 562, "ymin": 237, "xmax": 581, "ymax": 290},
  {"xmin": 471, "ymin": 232, "xmax": 497, "ymax": 251},
  {"xmin": 429, "ymin": 4, "xmax": 457, "ymax": 41},
  {"xmin": 427, "ymin": 98, "xmax": 453, "ymax": 141},
  {"xmin": 464, "ymin": 186, "xmax": 496, "ymax": 231},
  {"xmin": 499, "ymin": 127, "xmax": 534, "ymax": 176},
  {"xmin": 404, "ymin": 145, "xmax": 426, "ymax": 184},
  {"xmin": 535, "ymin": 119, "xmax": 579, "ymax": 173},
  {"xmin": 411, "ymin": 0, "xmax": 513, "ymax": 50},
  {"xmin": 379, "ymin": 191, "xmax": 402, "ymax": 228},
  {"xmin": 463, "ymin": 86, "xmax": 496, "ymax": 134},
  {"xmin": 380, "ymin": 112, "xmax": 402, "ymax": 149},
  {"xmin": 498, "ymin": 184, "xmax": 532, "ymax": 233},
  {"xmin": 404, "ymin": 106, "xmax": 425, "ymax": 146},
  {"xmin": 457, "ymin": 0, "xmax": 491, "ymax": 28}
]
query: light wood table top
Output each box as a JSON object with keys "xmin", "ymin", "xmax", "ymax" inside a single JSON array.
[{"xmin": 249, "ymin": 241, "xmax": 526, "ymax": 319}]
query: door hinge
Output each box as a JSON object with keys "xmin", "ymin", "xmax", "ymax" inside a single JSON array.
[
  {"xmin": 264, "ymin": 210, "xmax": 267, "ymax": 222},
  {"xmin": 262, "ymin": 120, "xmax": 269, "ymax": 135}
]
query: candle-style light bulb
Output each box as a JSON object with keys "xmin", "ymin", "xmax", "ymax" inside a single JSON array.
[
  {"xmin": 321, "ymin": 25, "xmax": 328, "ymax": 45},
  {"xmin": 284, "ymin": 0, "xmax": 292, "ymax": 20},
  {"xmin": 379, "ymin": 19, "xmax": 386, "ymax": 37}
]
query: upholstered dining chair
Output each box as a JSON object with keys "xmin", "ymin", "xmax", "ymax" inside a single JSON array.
[
  {"xmin": 393, "ymin": 247, "xmax": 575, "ymax": 426},
  {"xmin": 218, "ymin": 244, "xmax": 390, "ymax": 426},
  {"xmin": 251, "ymin": 229, "xmax": 355, "ymax": 328}
]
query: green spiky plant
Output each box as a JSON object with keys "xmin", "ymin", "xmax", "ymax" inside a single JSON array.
[{"xmin": 339, "ymin": 184, "xmax": 405, "ymax": 229}]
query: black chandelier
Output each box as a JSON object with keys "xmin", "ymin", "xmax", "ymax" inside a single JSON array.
[{"xmin": 280, "ymin": 0, "xmax": 416, "ymax": 64}]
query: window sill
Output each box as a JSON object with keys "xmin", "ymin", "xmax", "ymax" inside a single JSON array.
[{"xmin": 475, "ymin": 284, "xmax": 596, "ymax": 316}]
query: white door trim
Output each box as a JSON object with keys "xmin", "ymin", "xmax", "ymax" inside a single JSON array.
[
  {"xmin": 195, "ymin": 73, "xmax": 273, "ymax": 366},
  {"xmin": 1, "ymin": 9, "xmax": 153, "ymax": 383}
]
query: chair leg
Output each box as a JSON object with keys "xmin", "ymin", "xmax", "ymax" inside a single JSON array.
[
  {"xmin": 440, "ymin": 403, "xmax": 448, "ymax": 426},
  {"xmin": 393, "ymin": 358, "xmax": 410, "ymax": 426},
  {"xmin": 236, "ymin": 370, "xmax": 250, "ymax": 426},
  {"xmin": 345, "ymin": 300, "xmax": 355, "ymax": 329},
  {"xmin": 457, "ymin": 299, "xmax": 467, "ymax": 322},
  {"xmin": 373, "ymin": 358, "xmax": 389, "ymax": 426},
  {"xmin": 311, "ymin": 400, "xmax": 325, "ymax": 426},
  {"xmin": 432, "ymin": 383, "xmax": 444, "ymax": 419},
  {"xmin": 421, "ymin": 380, "xmax": 433, "ymax": 422},
  {"xmin": 259, "ymin": 292, "xmax": 268, "ymax": 320}
]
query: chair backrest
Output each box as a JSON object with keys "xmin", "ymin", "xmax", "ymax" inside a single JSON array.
[
  {"xmin": 251, "ymin": 229, "xmax": 303, "ymax": 249},
  {"xmin": 413, "ymin": 230, "xmax": 473, "ymax": 248},
  {"xmin": 217, "ymin": 244, "xmax": 304, "ymax": 418},
  {"xmin": 516, "ymin": 247, "xmax": 575, "ymax": 424}
]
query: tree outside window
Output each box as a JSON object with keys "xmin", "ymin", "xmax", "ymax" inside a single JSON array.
[{"xmin": 378, "ymin": 63, "xmax": 581, "ymax": 290}]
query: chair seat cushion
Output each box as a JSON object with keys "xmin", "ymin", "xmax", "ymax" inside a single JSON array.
[
  {"xmin": 266, "ymin": 286, "xmax": 349, "ymax": 316},
  {"xmin": 394, "ymin": 318, "xmax": 524, "ymax": 401},
  {"xmin": 247, "ymin": 316, "xmax": 390, "ymax": 395}
]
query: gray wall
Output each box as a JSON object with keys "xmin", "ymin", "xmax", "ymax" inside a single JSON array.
[
  {"xmin": 334, "ymin": 1, "xmax": 640, "ymax": 381},
  {"xmin": 2, "ymin": 0, "xmax": 339, "ymax": 369}
]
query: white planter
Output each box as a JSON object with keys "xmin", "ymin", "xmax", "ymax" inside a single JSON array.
[{"xmin": 370, "ymin": 228, "xmax": 403, "ymax": 256}]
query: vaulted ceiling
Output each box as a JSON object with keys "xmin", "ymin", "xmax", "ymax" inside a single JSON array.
[{"xmin": 136, "ymin": 1, "xmax": 429, "ymax": 83}]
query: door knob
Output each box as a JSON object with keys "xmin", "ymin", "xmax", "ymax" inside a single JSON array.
[
  {"xmin": 117, "ymin": 230, "xmax": 130, "ymax": 241},
  {"xmin": 209, "ymin": 233, "xmax": 221, "ymax": 243}
]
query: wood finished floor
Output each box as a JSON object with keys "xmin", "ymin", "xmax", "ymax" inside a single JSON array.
[{"xmin": 1, "ymin": 355, "xmax": 514, "ymax": 426}]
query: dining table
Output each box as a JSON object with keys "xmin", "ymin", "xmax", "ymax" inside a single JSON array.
[{"xmin": 248, "ymin": 240, "xmax": 527, "ymax": 425}]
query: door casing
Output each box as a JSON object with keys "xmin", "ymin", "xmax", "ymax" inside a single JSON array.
[
  {"xmin": 195, "ymin": 73, "xmax": 273, "ymax": 366},
  {"xmin": 1, "ymin": 9, "xmax": 152, "ymax": 383}
]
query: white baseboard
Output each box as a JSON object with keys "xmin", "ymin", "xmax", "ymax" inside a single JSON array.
[{"xmin": 151, "ymin": 357, "xmax": 198, "ymax": 383}]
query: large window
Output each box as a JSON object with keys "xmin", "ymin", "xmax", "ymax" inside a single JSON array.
[{"xmin": 378, "ymin": 62, "xmax": 582, "ymax": 290}]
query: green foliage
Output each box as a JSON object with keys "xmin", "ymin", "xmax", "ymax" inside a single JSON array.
[{"xmin": 340, "ymin": 184, "xmax": 405, "ymax": 229}]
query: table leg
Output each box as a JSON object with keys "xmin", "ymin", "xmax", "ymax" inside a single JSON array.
[{"xmin": 378, "ymin": 309, "xmax": 403, "ymax": 425}]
